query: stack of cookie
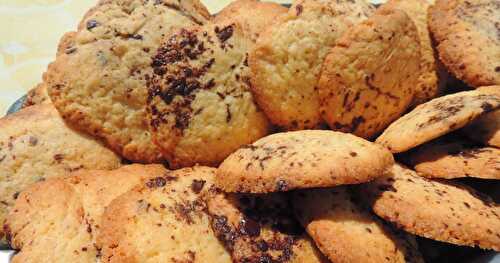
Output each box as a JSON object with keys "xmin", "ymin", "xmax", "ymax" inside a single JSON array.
[{"xmin": 1, "ymin": 0, "xmax": 499, "ymax": 262}]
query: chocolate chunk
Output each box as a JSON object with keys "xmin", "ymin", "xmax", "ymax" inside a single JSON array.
[
  {"xmin": 86, "ymin": 20, "xmax": 100, "ymax": 31},
  {"xmin": 239, "ymin": 218, "xmax": 261, "ymax": 237},
  {"xmin": 191, "ymin": 179, "xmax": 206, "ymax": 194},
  {"xmin": 215, "ymin": 25, "xmax": 234, "ymax": 43},
  {"xmin": 146, "ymin": 177, "xmax": 167, "ymax": 188}
]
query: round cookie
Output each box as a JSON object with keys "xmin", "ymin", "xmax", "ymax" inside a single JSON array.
[
  {"xmin": 403, "ymin": 136, "xmax": 500, "ymax": 179},
  {"xmin": 207, "ymin": 192, "xmax": 328, "ymax": 263},
  {"xmin": 381, "ymin": 0, "xmax": 444, "ymax": 105},
  {"xmin": 47, "ymin": 0, "xmax": 211, "ymax": 163},
  {"xmin": 249, "ymin": 0, "xmax": 374, "ymax": 130},
  {"xmin": 360, "ymin": 164, "xmax": 500, "ymax": 251},
  {"xmin": 97, "ymin": 166, "xmax": 232, "ymax": 263},
  {"xmin": 147, "ymin": 21, "xmax": 269, "ymax": 168},
  {"xmin": 0, "ymin": 104, "xmax": 121, "ymax": 240},
  {"xmin": 23, "ymin": 83, "xmax": 51, "ymax": 108},
  {"xmin": 292, "ymin": 187, "xmax": 424, "ymax": 263},
  {"xmin": 214, "ymin": 0, "xmax": 287, "ymax": 43},
  {"xmin": 429, "ymin": 0, "xmax": 500, "ymax": 87},
  {"xmin": 5, "ymin": 164, "xmax": 165, "ymax": 263},
  {"xmin": 318, "ymin": 7, "xmax": 421, "ymax": 139},
  {"xmin": 216, "ymin": 130, "xmax": 394, "ymax": 193},
  {"xmin": 376, "ymin": 86, "xmax": 500, "ymax": 153},
  {"xmin": 462, "ymin": 109, "xmax": 500, "ymax": 148}
]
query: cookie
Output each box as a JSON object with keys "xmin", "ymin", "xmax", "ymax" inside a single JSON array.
[
  {"xmin": 217, "ymin": 130, "xmax": 394, "ymax": 193},
  {"xmin": 214, "ymin": 0, "xmax": 287, "ymax": 43},
  {"xmin": 381, "ymin": 0, "xmax": 444, "ymax": 105},
  {"xmin": 429, "ymin": 0, "xmax": 500, "ymax": 87},
  {"xmin": 97, "ymin": 166, "xmax": 232, "ymax": 263},
  {"xmin": 360, "ymin": 163, "xmax": 500, "ymax": 251},
  {"xmin": 47, "ymin": 0, "xmax": 211, "ymax": 163},
  {"xmin": 22, "ymin": 83, "xmax": 51, "ymax": 108},
  {"xmin": 292, "ymin": 187, "xmax": 424, "ymax": 263},
  {"xmin": 402, "ymin": 136, "xmax": 500, "ymax": 179},
  {"xmin": 376, "ymin": 86, "xmax": 500, "ymax": 153},
  {"xmin": 207, "ymin": 192, "xmax": 328, "ymax": 262},
  {"xmin": 0, "ymin": 104, "xmax": 121, "ymax": 240},
  {"xmin": 249, "ymin": 0, "xmax": 374, "ymax": 130},
  {"xmin": 147, "ymin": 21, "xmax": 269, "ymax": 168},
  {"xmin": 462, "ymin": 109, "xmax": 500, "ymax": 148},
  {"xmin": 4, "ymin": 164, "xmax": 165, "ymax": 263},
  {"xmin": 318, "ymin": 7, "xmax": 421, "ymax": 139}
]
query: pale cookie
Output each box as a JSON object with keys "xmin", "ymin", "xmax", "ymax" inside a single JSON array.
[
  {"xmin": 4, "ymin": 164, "xmax": 165, "ymax": 263},
  {"xmin": 214, "ymin": 0, "xmax": 287, "ymax": 43},
  {"xmin": 376, "ymin": 86, "xmax": 500, "ymax": 153},
  {"xmin": 147, "ymin": 21, "xmax": 269, "ymax": 168},
  {"xmin": 360, "ymin": 164, "xmax": 500, "ymax": 251},
  {"xmin": 0, "ymin": 104, "xmax": 121, "ymax": 240},
  {"xmin": 293, "ymin": 187, "xmax": 424, "ymax": 263},
  {"xmin": 381, "ymin": 0, "xmax": 444, "ymax": 105},
  {"xmin": 97, "ymin": 166, "xmax": 232, "ymax": 263},
  {"xmin": 207, "ymin": 192, "xmax": 328, "ymax": 262},
  {"xmin": 402, "ymin": 136, "xmax": 500, "ymax": 179},
  {"xmin": 429, "ymin": 0, "xmax": 500, "ymax": 87},
  {"xmin": 47, "ymin": 0, "xmax": 211, "ymax": 163},
  {"xmin": 249, "ymin": 0, "xmax": 374, "ymax": 130},
  {"xmin": 217, "ymin": 130, "xmax": 394, "ymax": 193},
  {"xmin": 22, "ymin": 83, "xmax": 51, "ymax": 108},
  {"xmin": 318, "ymin": 7, "xmax": 420, "ymax": 139},
  {"xmin": 462, "ymin": 109, "xmax": 500, "ymax": 148}
]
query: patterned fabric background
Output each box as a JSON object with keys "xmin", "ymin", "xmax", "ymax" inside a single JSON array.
[{"xmin": 0, "ymin": 0, "xmax": 291, "ymax": 114}]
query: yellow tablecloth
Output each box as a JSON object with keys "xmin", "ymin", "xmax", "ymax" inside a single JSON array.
[{"xmin": 0, "ymin": 0, "xmax": 291, "ymax": 114}]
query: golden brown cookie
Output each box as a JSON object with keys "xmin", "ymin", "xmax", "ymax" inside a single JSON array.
[
  {"xmin": 249, "ymin": 0, "xmax": 374, "ymax": 130},
  {"xmin": 47, "ymin": 0, "xmax": 211, "ymax": 163},
  {"xmin": 5, "ymin": 164, "xmax": 165, "ymax": 263},
  {"xmin": 462, "ymin": 109, "xmax": 500, "ymax": 148},
  {"xmin": 207, "ymin": 192, "xmax": 328, "ymax": 263},
  {"xmin": 376, "ymin": 86, "xmax": 500, "ymax": 153},
  {"xmin": 217, "ymin": 130, "xmax": 394, "ymax": 193},
  {"xmin": 381, "ymin": 0, "xmax": 445, "ymax": 105},
  {"xmin": 360, "ymin": 164, "xmax": 500, "ymax": 251},
  {"xmin": 318, "ymin": 7, "xmax": 421, "ymax": 139},
  {"xmin": 97, "ymin": 166, "xmax": 231, "ymax": 263},
  {"xmin": 147, "ymin": 21, "xmax": 269, "ymax": 168},
  {"xmin": 429, "ymin": 0, "xmax": 500, "ymax": 87},
  {"xmin": 0, "ymin": 104, "xmax": 121, "ymax": 240},
  {"xmin": 22, "ymin": 83, "xmax": 51, "ymax": 108},
  {"xmin": 214, "ymin": 0, "xmax": 287, "ymax": 43},
  {"xmin": 293, "ymin": 187, "xmax": 424, "ymax": 263},
  {"xmin": 402, "ymin": 136, "xmax": 500, "ymax": 179}
]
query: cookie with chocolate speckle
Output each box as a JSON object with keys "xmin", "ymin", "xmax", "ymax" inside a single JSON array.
[
  {"xmin": 429, "ymin": 0, "xmax": 500, "ymax": 87},
  {"xmin": 5, "ymin": 164, "xmax": 164, "ymax": 263},
  {"xmin": 360, "ymin": 164, "xmax": 500, "ymax": 251},
  {"xmin": 217, "ymin": 130, "xmax": 394, "ymax": 193},
  {"xmin": 214, "ymin": 0, "xmax": 287, "ymax": 43},
  {"xmin": 402, "ymin": 136, "xmax": 500, "ymax": 179},
  {"xmin": 376, "ymin": 86, "xmax": 500, "ymax": 153},
  {"xmin": 318, "ymin": 7, "xmax": 420, "ymax": 139},
  {"xmin": 293, "ymin": 187, "xmax": 424, "ymax": 263},
  {"xmin": 47, "ymin": 0, "xmax": 211, "ymax": 163},
  {"xmin": 207, "ymin": 192, "xmax": 328, "ymax": 263},
  {"xmin": 97, "ymin": 166, "xmax": 232, "ymax": 263},
  {"xmin": 147, "ymin": 21, "xmax": 269, "ymax": 169},
  {"xmin": 381, "ymin": 0, "xmax": 445, "ymax": 105},
  {"xmin": 249, "ymin": 0, "xmax": 374, "ymax": 130},
  {"xmin": 462, "ymin": 109, "xmax": 500, "ymax": 148},
  {"xmin": 22, "ymin": 83, "xmax": 51, "ymax": 108},
  {"xmin": 0, "ymin": 104, "xmax": 121, "ymax": 241}
]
